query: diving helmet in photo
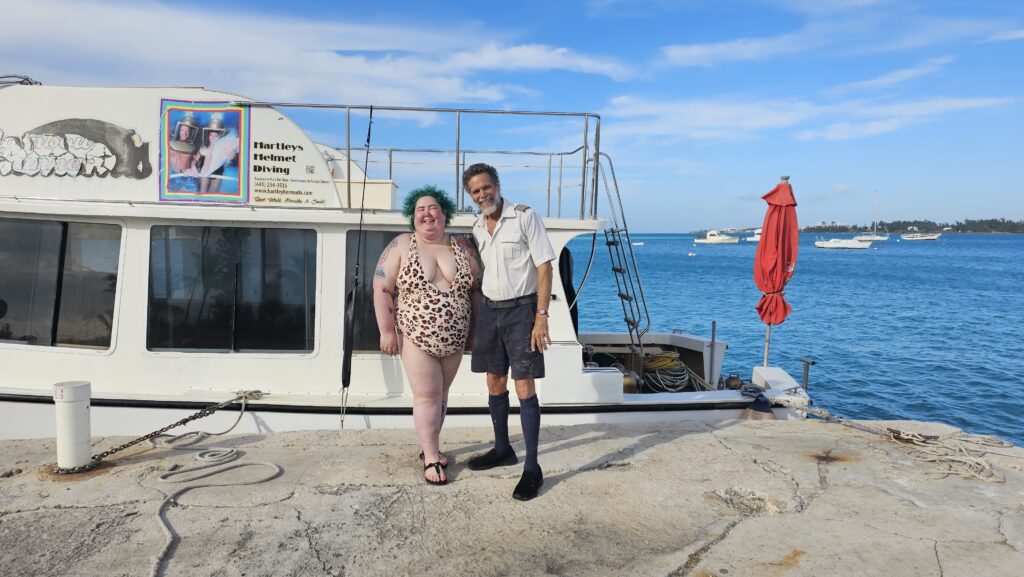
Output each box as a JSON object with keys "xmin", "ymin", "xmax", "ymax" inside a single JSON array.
[
  {"xmin": 169, "ymin": 113, "xmax": 199, "ymax": 153},
  {"xmin": 202, "ymin": 115, "xmax": 227, "ymax": 146}
]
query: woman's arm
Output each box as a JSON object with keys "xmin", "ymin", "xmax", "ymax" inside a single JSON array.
[
  {"xmin": 457, "ymin": 235, "xmax": 483, "ymax": 350},
  {"xmin": 372, "ymin": 234, "xmax": 407, "ymax": 355}
]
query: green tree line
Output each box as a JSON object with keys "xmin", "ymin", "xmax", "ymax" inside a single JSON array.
[{"xmin": 802, "ymin": 218, "xmax": 1024, "ymax": 233}]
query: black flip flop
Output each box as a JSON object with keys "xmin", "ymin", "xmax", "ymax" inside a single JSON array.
[
  {"xmin": 423, "ymin": 461, "xmax": 448, "ymax": 485},
  {"xmin": 418, "ymin": 451, "xmax": 449, "ymax": 469}
]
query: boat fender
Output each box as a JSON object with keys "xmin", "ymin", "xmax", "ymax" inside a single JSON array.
[{"xmin": 724, "ymin": 373, "xmax": 744, "ymax": 389}]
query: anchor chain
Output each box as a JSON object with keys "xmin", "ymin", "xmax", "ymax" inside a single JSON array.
[{"xmin": 53, "ymin": 390, "xmax": 265, "ymax": 474}]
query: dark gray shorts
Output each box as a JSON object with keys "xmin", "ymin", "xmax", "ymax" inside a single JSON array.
[{"xmin": 471, "ymin": 297, "xmax": 545, "ymax": 380}]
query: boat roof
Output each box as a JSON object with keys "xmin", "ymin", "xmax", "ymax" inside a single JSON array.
[{"xmin": 0, "ymin": 83, "xmax": 606, "ymax": 227}]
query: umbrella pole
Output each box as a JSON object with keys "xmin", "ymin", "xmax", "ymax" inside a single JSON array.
[{"xmin": 763, "ymin": 323, "xmax": 772, "ymax": 367}]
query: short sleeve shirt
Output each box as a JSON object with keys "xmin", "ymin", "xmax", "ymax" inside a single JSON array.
[{"xmin": 472, "ymin": 201, "xmax": 556, "ymax": 301}]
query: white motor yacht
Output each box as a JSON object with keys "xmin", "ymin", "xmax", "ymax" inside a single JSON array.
[
  {"xmin": 694, "ymin": 230, "xmax": 740, "ymax": 244},
  {"xmin": 900, "ymin": 232, "xmax": 941, "ymax": 241},
  {"xmin": 814, "ymin": 238, "xmax": 873, "ymax": 249}
]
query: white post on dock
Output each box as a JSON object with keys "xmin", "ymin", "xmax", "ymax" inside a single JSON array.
[{"xmin": 53, "ymin": 381, "xmax": 92, "ymax": 469}]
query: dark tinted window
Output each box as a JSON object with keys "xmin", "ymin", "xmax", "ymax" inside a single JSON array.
[
  {"xmin": 0, "ymin": 218, "xmax": 121, "ymax": 348},
  {"xmin": 148, "ymin": 225, "xmax": 316, "ymax": 352},
  {"xmin": 345, "ymin": 230, "xmax": 401, "ymax": 351}
]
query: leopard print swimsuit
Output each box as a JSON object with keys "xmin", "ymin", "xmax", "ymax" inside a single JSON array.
[{"xmin": 396, "ymin": 233, "xmax": 474, "ymax": 358}]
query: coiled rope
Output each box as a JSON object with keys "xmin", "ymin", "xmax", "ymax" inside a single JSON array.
[
  {"xmin": 770, "ymin": 395, "xmax": 1017, "ymax": 484},
  {"xmin": 146, "ymin": 396, "xmax": 282, "ymax": 577},
  {"xmin": 642, "ymin": 351, "xmax": 715, "ymax": 392}
]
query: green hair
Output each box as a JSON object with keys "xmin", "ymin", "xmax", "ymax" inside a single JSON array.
[{"xmin": 402, "ymin": 186, "xmax": 457, "ymax": 231}]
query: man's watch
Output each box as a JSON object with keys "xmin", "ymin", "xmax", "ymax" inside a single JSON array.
[{"xmin": 536, "ymin": 308, "xmax": 549, "ymax": 317}]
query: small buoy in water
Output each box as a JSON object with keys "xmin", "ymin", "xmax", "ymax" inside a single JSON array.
[{"xmin": 688, "ymin": 251, "xmax": 696, "ymax": 257}]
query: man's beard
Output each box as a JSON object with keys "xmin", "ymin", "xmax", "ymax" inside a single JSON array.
[{"xmin": 480, "ymin": 191, "xmax": 503, "ymax": 216}]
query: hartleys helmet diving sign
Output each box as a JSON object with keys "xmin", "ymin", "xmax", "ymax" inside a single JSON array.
[{"xmin": 159, "ymin": 99, "xmax": 337, "ymax": 207}]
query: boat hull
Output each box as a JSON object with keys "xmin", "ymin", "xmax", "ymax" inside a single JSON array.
[{"xmin": 0, "ymin": 392, "xmax": 806, "ymax": 440}]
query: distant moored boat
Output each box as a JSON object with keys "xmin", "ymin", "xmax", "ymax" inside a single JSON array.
[
  {"xmin": 815, "ymin": 237, "xmax": 873, "ymax": 249},
  {"xmin": 694, "ymin": 230, "xmax": 740, "ymax": 244},
  {"xmin": 900, "ymin": 232, "xmax": 941, "ymax": 241}
]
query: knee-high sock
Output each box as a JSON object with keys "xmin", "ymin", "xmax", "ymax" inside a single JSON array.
[
  {"xmin": 488, "ymin": 392, "xmax": 511, "ymax": 451},
  {"xmin": 519, "ymin": 394, "xmax": 541, "ymax": 472}
]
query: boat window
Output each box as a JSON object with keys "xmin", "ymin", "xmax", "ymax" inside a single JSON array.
[
  {"xmin": 345, "ymin": 230, "xmax": 402, "ymax": 352},
  {"xmin": 0, "ymin": 218, "xmax": 121, "ymax": 349},
  {"xmin": 148, "ymin": 226, "xmax": 316, "ymax": 352}
]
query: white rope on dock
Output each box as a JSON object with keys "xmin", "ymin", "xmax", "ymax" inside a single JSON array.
[{"xmin": 146, "ymin": 398, "xmax": 282, "ymax": 577}]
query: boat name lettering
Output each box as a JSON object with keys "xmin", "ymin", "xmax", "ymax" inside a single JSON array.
[{"xmin": 0, "ymin": 119, "xmax": 152, "ymax": 179}]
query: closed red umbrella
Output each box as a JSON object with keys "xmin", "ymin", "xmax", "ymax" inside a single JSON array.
[{"xmin": 754, "ymin": 176, "xmax": 798, "ymax": 366}]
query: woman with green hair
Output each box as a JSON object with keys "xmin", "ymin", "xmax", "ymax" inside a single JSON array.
[{"xmin": 372, "ymin": 186, "xmax": 480, "ymax": 485}]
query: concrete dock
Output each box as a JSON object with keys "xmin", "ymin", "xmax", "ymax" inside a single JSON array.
[{"xmin": 2, "ymin": 418, "xmax": 1024, "ymax": 577}]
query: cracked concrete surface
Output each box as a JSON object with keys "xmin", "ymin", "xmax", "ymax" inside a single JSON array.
[{"xmin": 2, "ymin": 419, "xmax": 1024, "ymax": 576}]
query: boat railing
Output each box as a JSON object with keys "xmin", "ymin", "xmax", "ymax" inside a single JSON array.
[
  {"xmin": 232, "ymin": 101, "xmax": 602, "ymax": 219},
  {"xmin": 359, "ymin": 144, "xmax": 587, "ymax": 219}
]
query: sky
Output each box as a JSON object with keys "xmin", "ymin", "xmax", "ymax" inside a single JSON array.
[{"xmin": 4, "ymin": 0, "xmax": 1023, "ymax": 231}]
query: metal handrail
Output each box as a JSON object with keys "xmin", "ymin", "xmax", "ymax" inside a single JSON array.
[
  {"xmin": 231, "ymin": 101, "xmax": 601, "ymax": 218},
  {"xmin": 342, "ymin": 145, "xmax": 588, "ymax": 218},
  {"xmin": 599, "ymin": 153, "xmax": 651, "ymax": 339}
]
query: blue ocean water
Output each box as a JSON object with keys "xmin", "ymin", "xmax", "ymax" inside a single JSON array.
[{"xmin": 569, "ymin": 233, "xmax": 1024, "ymax": 446}]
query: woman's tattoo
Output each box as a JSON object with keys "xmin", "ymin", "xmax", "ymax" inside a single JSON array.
[{"xmin": 378, "ymin": 238, "xmax": 399, "ymax": 263}]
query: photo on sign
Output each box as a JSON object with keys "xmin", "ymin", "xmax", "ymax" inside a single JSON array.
[{"xmin": 160, "ymin": 100, "xmax": 248, "ymax": 203}]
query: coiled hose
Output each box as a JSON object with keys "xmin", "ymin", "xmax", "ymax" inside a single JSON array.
[{"xmin": 642, "ymin": 351, "xmax": 715, "ymax": 392}]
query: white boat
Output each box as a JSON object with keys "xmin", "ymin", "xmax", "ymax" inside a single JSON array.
[
  {"xmin": 0, "ymin": 79, "xmax": 808, "ymax": 440},
  {"xmin": 814, "ymin": 238, "xmax": 873, "ymax": 249},
  {"xmin": 900, "ymin": 232, "xmax": 941, "ymax": 241},
  {"xmin": 694, "ymin": 230, "xmax": 740, "ymax": 244},
  {"xmin": 744, "ymin": 228, "xmax": 762, "ymax": 242},
  {"xmin": 853, "ymin": 232, "xmax": 889, "ymax": 242}
]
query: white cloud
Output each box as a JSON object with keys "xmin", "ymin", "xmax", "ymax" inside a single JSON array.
[
  {"xmin": 828, "ymin": 56, "xmax": 956, "ymax": 94},
  {"xmin": 986, "ymin": 29, "xmax": 1024, "ymax": 42},
  {"xmin": 659, "ymin": 15, "xmax": 1003, "ymax": 69},
  {"xmin": 796, "ymin": 97, "xmax": 1011, "ymax": 141},
  {"xmin": 605, "ymin": 95, "xmax": 823, "ymax": 139},
  {"xmin": 605, "ymin": 93, "xmax": 1011, "ymax": 143},
  {"xmin": 442, "ymin": 44, "xmax": 632, "ymax": 81},
  {"xmin": 660, "ymin": 33, "xmax": 810, "ymax": 67},
  {"xmin": 2, "ymin": 0, "xmax": 628, "ymax": 107},
  {"xmin": 868, "ymin": 18, "xmax": 1001, "ymax": 52}
]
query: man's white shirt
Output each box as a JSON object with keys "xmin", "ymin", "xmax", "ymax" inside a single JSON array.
[{"xmin": 472, "ymin": 201, "xmax": 556, "ymax": 301}]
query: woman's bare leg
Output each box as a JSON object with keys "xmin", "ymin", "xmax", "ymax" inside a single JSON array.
[
  {"xmin": 438, "ymin": 351, "xmax": 463, "ymax": 431},
  {"xmin": 401, "ymin": 340, "xmax": 446, "ymax": 483}
]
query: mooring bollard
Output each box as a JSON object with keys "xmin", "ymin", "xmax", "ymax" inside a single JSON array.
[{"xmin": 53, "ymin": 381, "xmax": 92, "ymax": 469}]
